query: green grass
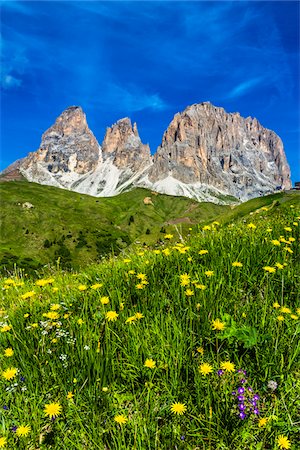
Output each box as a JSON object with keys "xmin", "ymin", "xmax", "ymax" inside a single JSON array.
[{"xmin": 0, "ymin": 194, "xmax": 299, "ymax": 449}]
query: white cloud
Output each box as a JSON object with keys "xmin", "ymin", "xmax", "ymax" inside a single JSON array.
[{"xmin": 2, "ymin": 74, "xmax": 22, "ymax": 89}]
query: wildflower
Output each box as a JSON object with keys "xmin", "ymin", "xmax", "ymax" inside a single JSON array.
[
  {"xmin": 195, "ymin": 284, "xmax": 206, "ymax": 290},
  {"xmin": 263, "ymin": 266, "xmax": 276, "ymax": 273},
  {"xmin": 125, "ymin": 316, "xmax": 136, "ymax": 324},
  {"xmin": 199, "ymin": 363, "xmax": 213, "ymax": 376},
  {"xmin": 271, "ymin": 240, "xmax": 281, "ymax": 246},
  {"xmin": 288, "ymin": 237, "xmax": 295, "ymax": 242},
  {"xmin": 91, "ymin": 283, "xmax": 103, "ymax": 289},
  {"xmin": 277, "ymin": 316, "xmax": 284, "ymax": 322},
  {"xmin": 73, "ymin": 378, "xmax": 77, "ymax": 384},
  {"xmin": 185, "ymin": 289, "xmax": 194, "ymax": 296},
  {"xmin": 44, "ymin": 402, "xmax": 62, "ymax": 419},
  {"xmin": 205, "ymin": 270, "xmax": 214, "ymax": 277},
  {"xmin": 196, "ymin": 303, "xmax": 201, "ymax": 310},
  {"xmin": 258, "ymin": 417, "xmax": 268, "ymax": 427},
  {"xmin": 2, "ymin": 367, "xmax": 18, "ymax": 381},
  {"xmin": 180, "ymin": 273, "xmax": 190, "ymax": 286},
  {"xmin": 292, "ymin": 222, "xmax": 298, "ymax": 226},
  {"xmin": 199, "ymin": 249, "xmax": 208, "ymax": 255},
  {"xmin": 4, "ymin": 348, "xmax": 14, "ymax": 357},
  {"xmin": 290, "ymin": 314, "xmax": 298, "ymax": 320},
  {"xmin": 273, "ymin": 302, "xmax": 280, "ymax": 309},
  {"xmin": 123, "ymin": 258, "xmax": 131, "ymax": 263},
  {"xmin": 144, "ymin": 359, "xmax": 156, "ymax": 369},
  {"xmin": 16, "ymin": 425, "xmax": 31, "ymax": 437},
  {"xmin": 280, "ymin": 307, "xmax": 291, "ymax": 314},
  {"xmin": 100, "ymin": 296, "xmax": 109, "ymax": 305},
  {"xmin": 102, "ymin": 387, "xmax": 108, "ymax": 392},
  {"xmin": 43, "ymin": 311, "xmax": 60, "ymax": 320},
  {"xmin": 164, "ymin": 234, "xmax": 173, "ymax": 239},
  {"xmin": 162, "ymin": 248, "xmax": 171, "ymax": 256},
  {"xmin": 275, "ymin": 263, "xmax": 284, "ymax": 269},
  {"xmin": 284, "ymin": 247, "xmax": 293, "ymax": 254},
  {"xmin": 197, "ymin": 346, "xmax": 204, "ymax": 354},
  {"xmin": 78, "ymin": 285, "xmax": 87, "ymax": 291},
  {"xmin": 170, "ymin": 402, "xmax": 187, "ymax": 415},
  {"xmin": 277, "ymin": 435, "xmax": 291, "ymax": 449},
  {"xmin": 284, "ymin": 227, "xmax": 292, "ymax": 232},
  {"xmin": 202, "ymin": 225, "xmax": 211, "ymax": 231},
  {"xmin": 0, "ymin": 437, "xmax": 7, "ymax": 448},
  {"xmin": 20, "ymin": 291, "xmax": 35, "ymax": 300},
  {"xmin": 114, "ymin": 415, "xmax": 128, "ymax": 424},
  {"xmin": 266, "ymin": 228, "xmax": 273, "ymax": 232},
  {"xmin": 120, "ymin": 302, "xmax": 124, "ymax": 311},
  {"xmin": 77, "ymin": 319, "xmax": 84, "ymax": 325},
  {"xmin": 297, "ymin": 308, "xmax": 300, "ymax": 316},
  {"xmin": 67, "ymin": 392, "xmax": 74, "ymax": 400},
  {"xmin": 105, "ymin": 311, "xmax": 118, "ymax": 322},
  {"xmin": 220, "ymin": 361, "xmax": 235, "ymax": 372},
  {"xmin": 247, "ymin": 223, "xmax": 256, "ymax": 229},
  {"xmin": 52, "ymin": 287, "xmax": 59, "ymax": 292},
  {"xmin": 50, "ymin": 304, "xmax": 60, "ymax": 311},
  {"xmin": 134, "ymin": 312, "xmax": 144, "ymax": 320},
  {"xmin": 212, "ymin": 319, "xmax": 225, "ymax": 331},
  {"xmin": 267, "ymin": 380, "xmax": 278, "ymax": 391},
  {"xmin": 136, "ymin": 283, "xmax": 144, "ymax": 289},
  {"xmin": 232, "ymin": 261, "xmax": 243, "ymax": 267},
  {"xmin": 137, "ymin": 273, "xmax": 147, "ymax": 281},
  {"xmin": 23, "ymin": 313, "xmax": 29, "ymax": 318}
]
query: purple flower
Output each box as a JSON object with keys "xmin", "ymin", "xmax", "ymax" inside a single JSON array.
[
  {"xmin": 240, "ymin": 378, "xmax": 246, "ymax": 384},
  {"xmin": 217, "ymin": 369, "xmax": 224, "ymax": 376},
  {"xmin": 181, "ymin": 436, "xmax": 185, "ymax": 441},
  {"xmin": 253, "ymin": 394, "xmax": 260, "ymax": 401},
  {"xmin": 237, "ymin": 395, "xmax": 245, "ymax": 402},
  {"xmin": 231, "ymin": 391, "xmax": 236, "ymax": 396},
  {"xmin": 243, "ymin": 370, "xmax": 247, "ymax": 376},
  {"xmin": 238, "ymin": 387, "xmax": 244, "ymax": 394},
  {"xmin": 20, "ymin": 376, "xmax": 25, "ymax": 382},
  {"xmin": 239, "ymin": 412, "xmax": 246, "ymax": 419},
  {"xmin": 247, "ymin": 386, "xmax": 253, "ymax": 392},
  {"xmin": 238, "ymin": 403, "xmax": 246, "ymax": 411},
  {"xmin": 3, "ymin": 405, "xmax": 9, "ymax": 410},
  {"xmin": 11, "ymin": 426, "xmax": 17, "ymax": 432},
  {"xmin": 253, "ymin": 409, "xmax": 259, "ymax": 415},
  {"xmin": 238, "ymin": 369, "xmax": 243, "ymax": 374},
  {"xmin": 251, "ymin": 400, "xmax": 257, "ymax": 407}
]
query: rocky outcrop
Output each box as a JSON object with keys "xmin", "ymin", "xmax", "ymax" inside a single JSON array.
[
  {"xmin": 2, "ymin": 102, "xmax": 292, "ymax": 203},
  {"xmin": 146, "ymin": 102, "xmax": 291, "ymax": 200}
]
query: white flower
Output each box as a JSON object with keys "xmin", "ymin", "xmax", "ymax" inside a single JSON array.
[{"xmin": 84, "ymin": 345, "xmax": 90, "ymax": 351}]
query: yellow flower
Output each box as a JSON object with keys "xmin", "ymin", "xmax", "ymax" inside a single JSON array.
[
  {"xmin": 205, "ymin": 270, "xmax": 214, "ymax": 277},
  {"xmin": 44, "ymin": 402, "xmax": 62, "ymax": 419},
  {"xmin": 114, "ymin": 415, "xmax": 128, "ymax": 424},
  {"xmin": 128, "ymin": 270, "xmax": 135, "ymax": 275},
  {"xmin": 134, "ymin": 312, "xmax": 144, "ymax": 320},
  {"xmin": 271, "ymin": 240, "xmax": 281, "ymax": 246},
  {"xmin": 91, "ymin": 283, "xmax": 103, "ymax": 289},
  {"xmin": 2, "ymin": 367, "xmax": 18, "ymax": 381},
  {"xmin": 100, "ymin": 296, "xmax": 109, "ymax": 305},
  {"xmin": 195, "ymin": 284, "xmax": 206, "ymax": 290},
  {"xmin": 123, "ymin": 258, "xmax": 131, "ymax": 264},
  {"xmin": 144, "ymin": 358, "xmax": 156, "ymax": 369},
  {"xmin": 0, "ymin": 437, "xmax": 7, "ymax": 448},
  {"xmin": 185, "ymin": 289, "xmax": 194, "ymax": 296},
  {"xmin": 102, "ymin": 387, "xmax": 108, "ymax": 392},
  {"xmin": 125, "ymin": 316, "xmax": 136, "ymax": 324},
  {"xmin": 77, "ymin": 319, "xmax": 84, "ymax": 325},
  {"xmin": 137, "ymin": 273, "xmax": 147, "ymax": 280},
  {"xmin": 164, "ymin": 234, "xmax": 173, "ymax": 239},
  {"xmin": 52, "ymin": 287, "xmax": 59, "ymax": 292},
  {"xmin": 20, "ymin": 291, "xmax": 35, "ymax": 300},
  {"xmin": 273, "ymin": 302, "xmax": 281, "ymax": 309},
  {"xmin": 292, "ymin": 222, "xmax": 298, "ymax": 226},
  {"xmin": 263, "ymin": 266, "xmax": 276, "ymax": 273},
  {"xmin": 288, "ymin": 237, "xmax": 295, "ymax": 242},
  {"xmin": 4, "ymin": 348, "xmax": 14, "ymax": 357},
  {"xmin": 162, "ymin": 248, "xmax": 171, "ymax": 256},
  {"xmin": 67, "ymin": 392, "xmax": 74, "ymax": 400},
  {"xmin": 266, "ymin": 228, "xmax": 273, "ymax": 232},
  {"xmin": 220, "ymin": 361, "xmax": 235, "ymax": 372},
  {"xmin": 247, "ymin": 223, "xmax": 256, "ymax": 229},
  {"xmin": 199, "ymin": 249, "xmax": 208, "ymax": 255},
  {"xmin": 78, "ymin": 285, "xmax": 87, "ymax": 291},
  {"xmin": 258, "ymin": 417, "xmax": 268, "ymax": 427},
  {"xmin": 284, "ymin": 247, "xmax": 293, "ymax": 254},
  {"xmin": 212, "ymin": 319, "xmax": 225, "ymax": 331},
  {"xmin": 277, "ymin": 435, "xmax": 291, "ymax": 449},
  {"xmin": 16, "ymin": 425, "xmax": 31, "ymax": 437},
  {"xmin": 277, "ymin": 316, "xmax": 284, "ymax": 322},
  {"xmin": 232, "ymin": 261, "xmax": 243, "ymax": 267},
  {"xmin": 275, "ymin": 262, "xmax": 284, "ymax": 269},
  {"xmin": 180, "ymin": 273, "xmax": 190, "ymax": 286},
  {"xmin": 284, "ymin": 227, "xmax": 292, "ymax": 232},
  {"xmin": 170, "ymin": 402, "xmax": 187, "ymax": 415},
  {"xmin": 199, "ymin": 363, "xmax": 213, "ymax": 376},
  {"xmin": 43, "ymin": 311, "xmax": 60, "ymax": 320},
  {"xmin": 105, "ymin": 311, "xmax": 118, "ymax": 322},
  {"xmin": 297, "ymin": 308, "xmax": 300, "ymax": 316},
  {"xmin": 197, "ymin": 346, "xmax": 204, "ymax": 354},
  {"xmin": 202, "ymin": 225, "xmax": 211, "ymax": 231},
  {"xmin": 280, "ymin": 307, "xmax": 291, "ymax": 314},
  {"xmin": 120, "ymin": 302, "xmax": 124, "ymax": 311},
  {"xmin": 153, "ymin": 249, "xmax": 161, "ymax": 254},
  {"xmin": 136, "ymin": 283, "xmax": 144, "ymax": 289},
  {"xmin": 50, "ymin": 304, "xmax": 61, "ymax": 310}
]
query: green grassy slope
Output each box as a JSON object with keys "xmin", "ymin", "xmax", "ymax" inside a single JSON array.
[{"xmin": 0, "ymin": 180, "xmax": 299, "ymax": 272}]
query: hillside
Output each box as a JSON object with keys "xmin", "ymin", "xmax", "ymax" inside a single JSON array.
[
  {"xmin": 0, "ymin": 196, "xmax": 299, "ymax": 449},
  {"xmin": 0, "ymin": 181, "xmax": 299, "ymax": 273}
]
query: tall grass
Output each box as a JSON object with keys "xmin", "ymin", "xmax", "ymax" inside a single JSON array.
[{"xmin": 0, "ymin": 200, "xmax": 299, "ymax": 449}]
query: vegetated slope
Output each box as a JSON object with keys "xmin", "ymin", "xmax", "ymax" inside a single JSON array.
[
  {"xmin": 0, "ymin": 198, "xmax": 299, "ymax": 449},
  {"xmin": 0, "ymin": 181, "xmax": 228, "ymax": 272}
]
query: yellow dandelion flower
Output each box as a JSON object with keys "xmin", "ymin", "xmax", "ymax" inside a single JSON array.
[
  {"xmin": 266, "ymin": 228, "xmax": 273, "ymax": 232},
  {"xmin": 205, "ymin": 270, "xmax": 214, "ymax": 277},
  {"xmin": 275, "ymin": 262, "xmax": 284, "ymax": 269},
  {"xmin": 114, "ymin": 414, "xmax": 128, "ymax": 424},
  {"xmin": 78, "ymin": 285, "xmax": 87, "ymax": 291},
  {"xmin": 195, "ymin": 284, "xmax": 206, "ymax": 290},
  {"xmin": 164, "ymin": 234, "xmax": 173, "ymax": 239},
  {"xmin": 102, "ymin": 387, "xmax": 108, "ymax": 392},
  {"xmin": 20, "ymin": 291, "xmax": 35, "ymax": 300},
  {"xmin": 91, "ymin": 283, "xmax": 103, "ymax": 289},
  {"xmin": 290, "ymin": 314, "xmax": 298, "ymax": 320},
  {"xmin": 277, "ymin": 435, "xmax": 291, "ymax": 449},
  {"xmin": 153, "ymin": 249, "xmax": 161, "ymax": 254},
  {"xmin": 52, "ymin": 287, "xmax": 59, "ymax": 292},
  {"xmin": 273, "ymin": 302, "xmax": 281, "ymax": 309},
  {"xmin": 232, "ymin": 261, "xmax": 243, "ymax": 267},
  {"xmin": 202, "ymin": 225, "xmax": 211, "ymax": 231},
  {"xmin": 212, "ymin": 319, "xmax": 225, "ymax": 331},
  {"xmin": 296, "ymin": 308, "xmax": 300, "ymax": 315},
  {"xmin": 199, "ymin": 249, "xmax": 208, "ymax": 255},
  {"xmin": 263, "ymin": 266, "xmax": 276, "ymax": 273},
  {"xmin": 100, "ymin": 296, "xmax": 110, "ymax": 305},
  {"xmin": 271, "ymin": 240, "xmax": 281, "ymax": 246},
  {"xmin": 120, "ymin": 302, "xmax": 124, "ymax": 310},
  {"xmin": 43, "ymin": 311, "xmax": 60, "ymax": 320},
  {"xmin": 67, "ymin": 392, "xmax": 74, "ymax": 400},
  {"xmin": 44, "ymin": 402, "xmax": 62, "ymax": 419},
  {"xmin": 277, "ymin": 316, "xmax": 284, "ymax": 322},
  {"xmin": 137, "ymin": 273, "xmax": 147, "ymax": 280},
  {"xmin": 128, "ymin": 270, "xmax": 135, "ymax": 275},
  {"xmin": 16, "ymin": 425, "xmax": 31, "ymax": 437},
  {"xmin": 185, "ymin": 289, "xmax": 194, "ymax": 296},
  {"xmin": 288, "ymin": 237, "xmax": 295, "ymax": 242},
  {"xmin": 144, "ymin": 358, "xmax": 156, "ymax": 369},
  {"xmin": 284, "ymin": 227, "xmax": 292, "ymax": 232},
  {"xmin": 77, "ymin": 319, "xmax": 84, "ymax": 325},
  {"xmin": 50, "ymin": 304, "xmax": 61, "ymax": 310},
  {"xmin": 292, "ymin": 222, "xmax": 298, "ymax": 226},
  {"xmin": 199, "ymin": 363, "xmax": 213, "ymax": 376},
  {"xmin": 258, "ymin": 417, "xmax": 268, "ymax": 427},
  {"xmin": 220, "ymin": 361, "xmax": 235, "ymax": 372},
  {"xmin": 197, "ymin": 346, "xmax": 204, "ymax": 354},
  {"xmin": 284, "ymin": 246, "xmax": 293, "ymax": 254},
  {"xmin": 4, "ymin": 348, "xmax": 14, "ymax": 357},
  {"xmin": 170, "ymin": 402, "xmax": 187, "ymax": 415},
  {"xmin": 136, "ymin": 283, "xmax": 144, "ymax": 289},
  {"xmin": 162, "ymin": 248, "xmax": 171, "ymax": 256},
  {"xmin": 134, "ymin": 312, "xmax": 144, "ymax": 320},
  {"xmin": 2, "ymin": 367, "xmax": 18, "ymax": 381},
  {"xmin": 247, "ymin": 223, "xmax": 256, "ymax": 229},
  {"xmin": 123, "ymin": 258, "xmax": 131, "ymax": 264},
  {"xmin": 125, "ymin": 316, "xmax": 136, "ymax": 324},
  {"xmin": 280, "ymin": 307, "xmax": 291, "ymax": 314},
  {"xmin": 0, "ymin": 437, "xmax": 7, "ymax": 448},
  {"xmin": 106, "ymin": 311, "xmax": 118, "ymax": 322},
  {"xmin": 180, "ymin": 273, "xmax": 190, "ymax": 286}
]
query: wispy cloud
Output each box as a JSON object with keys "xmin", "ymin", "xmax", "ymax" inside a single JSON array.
[{"xmin": 227, "ymin": 76, "xmax": 266, "ymax": 99}]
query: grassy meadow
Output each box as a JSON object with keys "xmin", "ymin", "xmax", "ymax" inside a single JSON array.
[{"xmin": 0, "ymin": 191, "xmax": 299, "ymax": 449}]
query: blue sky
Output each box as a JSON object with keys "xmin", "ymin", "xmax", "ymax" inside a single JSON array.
[{"xmin": 1, "ymin": 0, "xmax": 299, "ymax": 182}]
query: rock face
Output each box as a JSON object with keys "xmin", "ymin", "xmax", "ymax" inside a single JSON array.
[
  {"xmin": 145, "ymin": 102, "xmax": 291, "ymax": 200},
  {"xmin": 2, "ymin": 102, "xmax": 292, "ymax": 203}
]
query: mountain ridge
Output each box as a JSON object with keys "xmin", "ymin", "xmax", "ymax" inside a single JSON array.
[{"xmin": 2, "ymin": 102, "xmax": 291, "ymax": 203}]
